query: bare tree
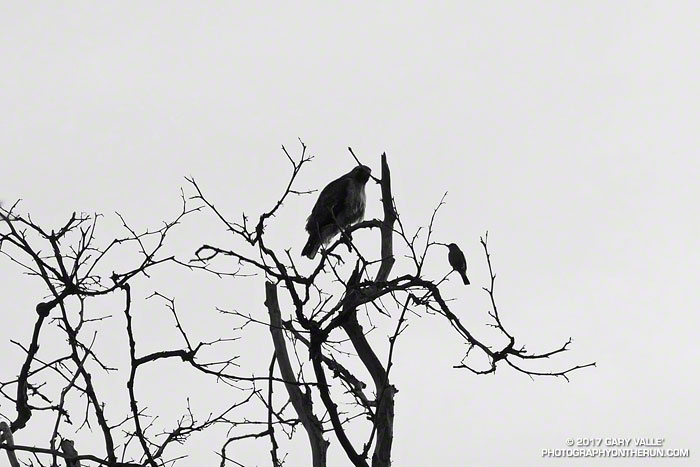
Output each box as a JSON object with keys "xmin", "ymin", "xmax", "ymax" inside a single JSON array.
[
  {"xmin": 188, "ymin": 143, "xmax": 595, "ymax": 467},
  {"xmin": 0, "ymin": 198, "xmax": 258, "ymax": 466},
  {"xmin": 1, "ymin": 144, "xmax": 594, "ymax": 466}
]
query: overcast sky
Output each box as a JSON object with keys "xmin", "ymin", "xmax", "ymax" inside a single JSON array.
[{"xmin": 1, "ymin": 2, "xmax": 698, "ymax": 466}]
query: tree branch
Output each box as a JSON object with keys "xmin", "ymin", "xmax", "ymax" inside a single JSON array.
[{"xmin": 265, "ymin": 282, "xmax": 328, "ymax": 467}]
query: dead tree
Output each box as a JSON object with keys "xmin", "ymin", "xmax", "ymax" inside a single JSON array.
[
  {"xmin": 188, "ymin": 143, "xmax": 595, "ymax": 467},
  {"xmin": 0, "ymin": 143, "xmax": 593, "ymax": 466},
  {"xmin": 0, "ymin": 198, "xmax": 260, "ymax": 466}
]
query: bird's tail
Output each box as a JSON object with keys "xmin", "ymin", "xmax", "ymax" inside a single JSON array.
[
  {"xmin": 460, "ymin": 271, "xmax": 470, "ymax": 285},
  {"xmin": 302, "ymin": 234, "xmax": 320, "ymax": 259}
]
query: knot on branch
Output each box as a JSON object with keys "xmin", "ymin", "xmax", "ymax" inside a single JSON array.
[
  {"xmin": 35, "ymin": 300, "xmax": 54, "ymax": 317},
  {"xmin": 36, "ymin": 288, "xmax": 74, "ymax": 316}
]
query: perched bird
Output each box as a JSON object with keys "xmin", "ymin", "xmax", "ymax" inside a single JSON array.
[
  {"xmin": 60, "ymin": 438, "xmax": 81, "ymax": 467},
  {"xmin": 302, "ymin": 165, "xmax": 372, "ymax": 259},
  {"xmin": 447, "ymin": 243, "xmax": 470, "ymax": 285}
]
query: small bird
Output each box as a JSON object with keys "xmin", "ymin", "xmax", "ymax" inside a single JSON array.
[
  {"xmin": 302, "ymin": 165, "xmax": 372, "ymax": 259},
  {"xmin": 447, "ymin": 243, "xmax": 470, "ymax": 285},
  {"xmin": 60, "ymin": 438, "xmax": 81, "ymax": 467}
]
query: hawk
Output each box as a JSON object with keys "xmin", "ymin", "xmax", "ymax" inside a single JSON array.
[
  {"xmin": 447, "ymin": 243, "xmax": 470, "ymax": 285},
  {"xmin": 302, "ymin": 165, "xmax": 372, "ymax": 259}
]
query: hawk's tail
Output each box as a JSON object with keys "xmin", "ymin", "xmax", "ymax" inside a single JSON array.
[{"xmin": 302, "ymin": 234, "xmax": 320, "ymax": 259}]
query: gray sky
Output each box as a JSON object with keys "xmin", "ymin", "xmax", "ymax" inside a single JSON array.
[{"xmin": 1, "ymin": 2, "xmax": 698, "ymax": 465}]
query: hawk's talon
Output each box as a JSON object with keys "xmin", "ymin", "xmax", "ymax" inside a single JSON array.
[{"xmin": 342, "ymin": 231, "xmax": 354, "ymax": 252}]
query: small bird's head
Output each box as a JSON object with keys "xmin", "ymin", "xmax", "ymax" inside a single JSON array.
[
  {"xmin": 448, "ymin": 243, "xmax": 459, "ymax": 251},
  {"xmin": 350, "ymin": 165, "xmax": 372, "ymax": 184}
]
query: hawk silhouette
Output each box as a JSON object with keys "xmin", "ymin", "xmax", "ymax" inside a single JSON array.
[
  {"xmin": 302, "ymin": 165, "xmax": 372, "ymax": 259},
  {"xmin": 447, "ymin": 243, "xmax": 470, "ymax": 285}
]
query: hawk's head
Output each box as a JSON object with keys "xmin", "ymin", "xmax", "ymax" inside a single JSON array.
[{"xmin": 350, "ymin": 165, "xmax": 372, "ymax": 184}]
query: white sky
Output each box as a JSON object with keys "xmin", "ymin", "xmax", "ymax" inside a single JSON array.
[{"xmin": 1, "ymin": 2, "xmax": 698, "ymax": 466}]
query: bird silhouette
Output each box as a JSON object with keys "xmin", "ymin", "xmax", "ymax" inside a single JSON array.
[
  {"xmin": 447, "ymin": 243, "xmax": 470, "ymax": 285},
  {"xmin": 302, "ymin": 165, "xmax": 372, "ymax": 259}
]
